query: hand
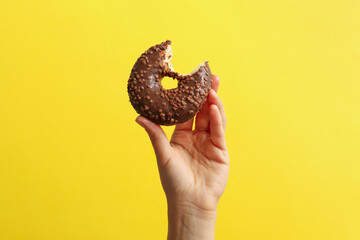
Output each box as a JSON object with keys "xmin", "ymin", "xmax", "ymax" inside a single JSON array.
[{"xmin": 136, "ymin": 75, "xmax": 229, "ymax": 240}]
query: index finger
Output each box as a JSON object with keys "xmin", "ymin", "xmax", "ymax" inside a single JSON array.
[{"xmin": 211, "ymin": 75, "xmax": 220, "ymax": 92}]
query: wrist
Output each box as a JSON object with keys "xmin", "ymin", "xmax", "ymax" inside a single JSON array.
[{"xmin": 167, "ymin": 199, "xmax": 217, "ymax": 240}]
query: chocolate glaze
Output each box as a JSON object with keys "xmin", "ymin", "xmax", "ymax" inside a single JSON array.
[{"xmin": 127, "ymin": 40, "xmax": 212, "ymax": 125}]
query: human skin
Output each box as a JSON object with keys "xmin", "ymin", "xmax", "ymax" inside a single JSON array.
[{"xmin": 136, "ymin": 75, "xmax": 229, "ymax": 240}]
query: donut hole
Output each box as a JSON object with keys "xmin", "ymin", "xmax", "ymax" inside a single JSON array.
[{"xmin": 161, "ymin": 76, "xmax": 178, "ymax": 90}]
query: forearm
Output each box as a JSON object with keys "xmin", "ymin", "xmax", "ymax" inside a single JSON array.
[{"xmin": 167, "ymin": 199, "xmax": 217, "ymax": 240}]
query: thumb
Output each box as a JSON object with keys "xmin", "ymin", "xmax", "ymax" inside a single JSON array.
[{"xmin": 135, "ymin": 116, "xmax": 172, "ymax": 166}]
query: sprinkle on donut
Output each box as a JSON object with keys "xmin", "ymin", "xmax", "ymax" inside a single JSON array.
[{"xmin": 127, "ymin": 40, "xmax": 213, "ymax": 126}]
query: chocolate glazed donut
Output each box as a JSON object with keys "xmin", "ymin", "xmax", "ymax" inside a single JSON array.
[{"xmin": 127, "ymin": 40, "xmax": 213, "ymax": 126}]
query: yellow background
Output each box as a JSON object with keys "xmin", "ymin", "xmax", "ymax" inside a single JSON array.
[{"xmin": 1, "ymin": 0, "xmax": 359, "ymax": 239}]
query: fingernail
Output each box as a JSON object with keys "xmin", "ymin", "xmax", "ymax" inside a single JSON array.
[{"xmin": 135, "ymin": 116, "xmax": 143, "ymax": 125}]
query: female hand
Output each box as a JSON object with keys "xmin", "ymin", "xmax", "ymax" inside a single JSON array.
[{"xmin": 136, "ymin": 75, "xmax": 229, "ymax": 240}]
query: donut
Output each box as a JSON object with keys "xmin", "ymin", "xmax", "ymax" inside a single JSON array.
[{"xmin": 127, "ymin": 40, "xmax": 213, "ymax": 126}]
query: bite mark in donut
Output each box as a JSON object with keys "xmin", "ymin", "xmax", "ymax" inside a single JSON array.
[{"xmin": 127, "ymin": 40, "xmax": 213, "ymax": 126}]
